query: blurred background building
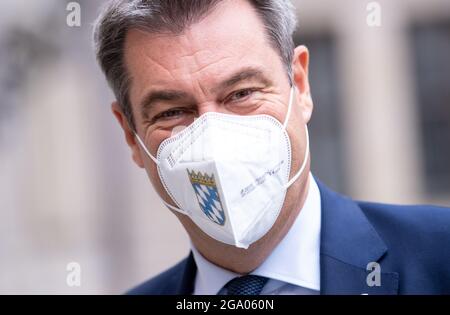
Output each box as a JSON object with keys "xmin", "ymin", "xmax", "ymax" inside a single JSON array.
[{"xmin": 0, "ymin": 0, "xmax": 449, "ymax": 294}]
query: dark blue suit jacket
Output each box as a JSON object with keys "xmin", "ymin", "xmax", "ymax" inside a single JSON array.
[{"xmin": 128, "ymin": 179, "xmax": 450, "ymax": 294}]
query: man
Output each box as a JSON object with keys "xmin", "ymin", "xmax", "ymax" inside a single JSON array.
[{"xmin": 93, "ymin": 0, "xmax": 450, "ymax": 294}]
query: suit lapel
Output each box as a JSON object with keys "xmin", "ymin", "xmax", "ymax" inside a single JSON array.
[
  {"xmin": 174, "ymin": 252, "xmax": 197, "ymax": 295},
  {"xmin": 317, "ymin": 180, "xmax": 399, "ymax": 294}
]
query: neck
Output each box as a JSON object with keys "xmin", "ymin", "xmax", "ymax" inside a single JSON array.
[{"xmin": 182, "ymin": 171, "xmax": 311, "ymax": 274}]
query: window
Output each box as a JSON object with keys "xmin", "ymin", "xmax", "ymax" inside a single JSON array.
[{"xmin": 412, "ymin": 21, "xmax": 450, "ymax": 195}]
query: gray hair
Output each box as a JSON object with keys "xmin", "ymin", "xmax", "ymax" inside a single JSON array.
[{"xmin": 93, "ymin": 0, "xmax": 297, "ymax": 130}]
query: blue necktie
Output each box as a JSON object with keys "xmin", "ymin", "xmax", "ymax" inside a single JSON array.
[{"xmin": 224, "ymin": 275, "xmax": 268, "ymax": 295}]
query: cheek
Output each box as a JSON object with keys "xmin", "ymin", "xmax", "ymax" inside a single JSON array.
[
  {"xmin": 285, "ymin": 111, "xmax": 307, "ymax": 176},
  {"xmin": 257, "ymin": 102, "xmax": 287, "ymax": 125},
  {"xmin": 145, "ymin": 129, "xmax": 172, "ymax": 156},
  {"xmin": 143, "ymin": 150, "xmax": 175, "ymax": 205},
  {"xmin": 146, "ymin": 160, "xmax": 161, "ymax": 189},
  {"xmin": 141, "ymin": 130, "xmax": 173, "ymax": 199}
]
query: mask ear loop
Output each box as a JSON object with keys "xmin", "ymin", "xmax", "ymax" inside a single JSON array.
[
  {"xmin": 284, "ymin": 124, "xmax": 309, "ymax": 189},
  {"xmin": 282, "ymin": 86, "xmax": 310, "ymax": 189},
  {"xmin": 162, "ymin": 200, "xmax": 187, "ymax": 215},
  {"xmin": 283, "ymin": 86, "xmax": 295, "ymax": 129},
  {"xmin": 134, "ymin": 132, "xmax": 189, "ymax": 215},
  {"xmin": 134, "ymin": 132, "xmax": 160, "ymax": 165}
]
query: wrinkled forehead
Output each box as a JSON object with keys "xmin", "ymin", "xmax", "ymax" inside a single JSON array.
[{"xmin": 123, "ymin": 0, "xmax": 284, "ymax": 99}]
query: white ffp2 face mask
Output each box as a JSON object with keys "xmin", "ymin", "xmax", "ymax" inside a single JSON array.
[{"xmin": 135, "ymin": 87, "xmax": 309, "ymax": 249}]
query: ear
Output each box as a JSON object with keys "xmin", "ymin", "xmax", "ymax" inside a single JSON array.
[
  {"xmin": 292, "ymin": 45, "xmax": 313, "ymax": 124},
  {"xmin": 111, "ymin": 101, "xmax": 145, "ymax": 168}
]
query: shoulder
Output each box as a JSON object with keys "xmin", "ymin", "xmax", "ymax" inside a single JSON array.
[
  {"xmin": 358, "ymin": 201, "xmax": 450, "ymax": 265},
  {"xmin": 126, "ymin": 256, "xmax": 189, "ymax": 295},
  {"xmin": 357, "ymin": 201, "xmax": 450, "ymax": 292},
  {"xmin": 358, "ymin": 201, "xmax": 450, "ymax": 237}
]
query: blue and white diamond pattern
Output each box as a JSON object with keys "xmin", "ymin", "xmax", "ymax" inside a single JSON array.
[{"xmin": 192, "ymin": 182, "xmax": 226, "ymax": 225}]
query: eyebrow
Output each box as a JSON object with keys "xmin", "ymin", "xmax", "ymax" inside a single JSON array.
[
  {"xmin": 139, "ymin": 66, "xmax": 273, "ymax": 118},
  {"xmin": 212, "ymin": 66, "xmax": 273, "ymax": 94},
  {"xmin": 140, "ymin": 89, "xmax": 189, "ymax": 119}
]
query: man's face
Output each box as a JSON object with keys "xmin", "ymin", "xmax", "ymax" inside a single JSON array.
[{"xmin": 114, "ymin": 0, "xmax": 313, "ymax": 252}]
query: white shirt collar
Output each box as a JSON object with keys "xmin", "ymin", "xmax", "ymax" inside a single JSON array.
[{"xmin": 191, "ymin": 173, "xmax": 322, "ymax": 294}]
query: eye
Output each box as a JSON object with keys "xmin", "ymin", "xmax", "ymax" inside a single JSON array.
[
  {"xmin": 152, "ymin": 108, "xmax": 193, "ymax": 123},
  {"xmin": 227, "ymin": 89, "xmax": 255, "ymax": 103}
]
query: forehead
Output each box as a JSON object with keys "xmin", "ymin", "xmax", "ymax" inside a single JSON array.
[{"xmin": 123, "ymin": 0, "xmax": 284, "ymax": 102}]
